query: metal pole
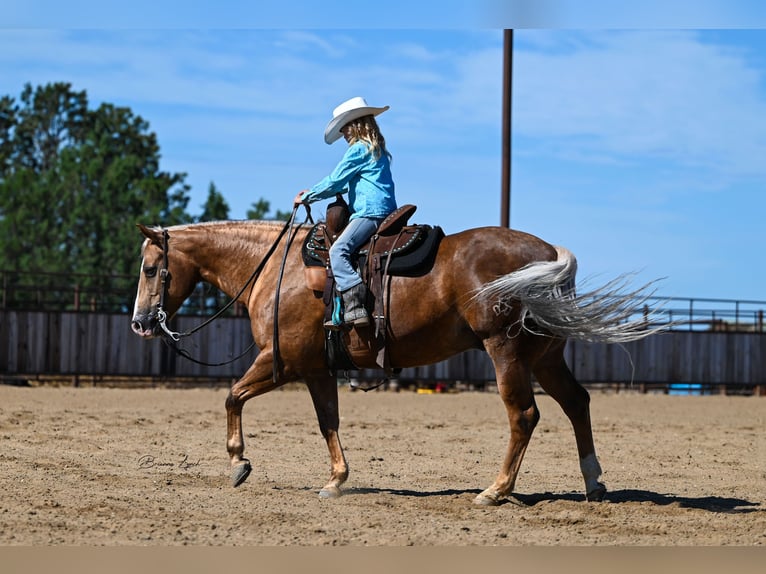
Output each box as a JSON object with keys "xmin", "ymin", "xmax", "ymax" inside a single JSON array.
[{"xmin": 501, "ymin": 29, "xmax": 513, "ymax": 228}]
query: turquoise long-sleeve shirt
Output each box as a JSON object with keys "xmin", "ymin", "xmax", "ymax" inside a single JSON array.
[{"xmin": 303, "ymin": 141, "xmax": 397, "ymax": 220}]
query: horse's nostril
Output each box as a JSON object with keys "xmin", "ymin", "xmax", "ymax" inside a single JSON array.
[{"xmin": 132, "ymin": 318, "xmax": 154, "ymax": 335}]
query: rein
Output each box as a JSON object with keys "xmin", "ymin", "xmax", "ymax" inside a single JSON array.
[
  {"xmin": 272, "ymin": 204, "xmax": 306, "ymax": 382},
  {"xmin": 155, "ymin": 206, "xmax": 312, "ymax": 369}
]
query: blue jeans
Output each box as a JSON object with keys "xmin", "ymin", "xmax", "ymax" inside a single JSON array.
[{"xmin": 329, "ymin": 216, "xmax": 381, "ymax": 292}]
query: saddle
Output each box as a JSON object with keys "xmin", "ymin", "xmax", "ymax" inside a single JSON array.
[{"xmin": 301, "ymin": 194, "xmax": 444, "ymax": 374}]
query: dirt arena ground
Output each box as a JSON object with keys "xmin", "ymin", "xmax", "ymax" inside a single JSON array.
[{"xmin": 0, "ymin": 384, "xmax": 763, "ymax": 546}]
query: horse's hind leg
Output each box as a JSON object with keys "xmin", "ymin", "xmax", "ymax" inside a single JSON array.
[
  {"xmin": 475, "ymin": 337, "xmax": 540, "ymax": 506},
  {"xmin": 533, "ymin": 342, "xmax": 606, "ymax": 501},
  {"xmin": 305, "ymin": 374, "xmax": 349, "ymax": 499}
]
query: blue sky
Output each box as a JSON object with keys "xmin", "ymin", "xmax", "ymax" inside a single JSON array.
[{"xmin": 2, "ymin": 2, "xmax": 765, "ymax": 303}]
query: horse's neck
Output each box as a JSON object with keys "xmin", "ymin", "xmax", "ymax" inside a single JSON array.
[{"xmin": 174, "ymin": 221, "xmax": 288, "ymax": 297}]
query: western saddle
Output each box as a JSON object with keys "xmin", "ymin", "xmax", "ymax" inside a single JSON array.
[{"xmin": 301, "ymin": 194, "xmax": 443, "ymax": 373}]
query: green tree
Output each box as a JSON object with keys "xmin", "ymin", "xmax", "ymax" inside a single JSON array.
[
  {"xmin": 246, "ymin": 198, "xmax": 291, "ymax": 221},
  {"xmin": 184, "ymin": 181, "xmax": 231, "ymax": 315},
  {"xmin": 0, "ymin": 82, "xmax": 192, "ymax": 310},
  {"xmin": 197, "ymin": 181, "xmax": 230, "ymax": 222},
  {"xmin": 0, "ymin": 84, "xmax": 90, "ymax": 273}
]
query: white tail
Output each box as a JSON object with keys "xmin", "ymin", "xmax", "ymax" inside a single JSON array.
[{"xmin": 472, "ymin": 246, "xmax": 669, "ymax": 343}]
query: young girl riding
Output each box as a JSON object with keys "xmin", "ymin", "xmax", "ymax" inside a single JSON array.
[{"xmin": 294, "ymin": 97, "xmax": 397, "ymax": 329}]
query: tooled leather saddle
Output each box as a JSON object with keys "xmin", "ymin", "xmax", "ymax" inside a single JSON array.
[{"xmin": 301, "ymin": 194, "xmax": 444, "ymax": 373}]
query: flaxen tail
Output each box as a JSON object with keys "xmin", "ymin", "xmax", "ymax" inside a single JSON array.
[{"xmin": 472, "ymin": 246, "xmax": 669, "ymax": 343}]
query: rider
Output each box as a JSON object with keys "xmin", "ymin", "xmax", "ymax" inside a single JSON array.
[{"xmin": 294, "ymin": 97, "xmax": 397, "ymax": 329}]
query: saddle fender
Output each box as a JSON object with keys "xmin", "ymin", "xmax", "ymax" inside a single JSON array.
[{"xmin": 304, "ymin": 265, "xmax": 328, "ymax": 294}]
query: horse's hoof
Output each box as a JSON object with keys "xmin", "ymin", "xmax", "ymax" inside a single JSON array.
[
  {"xmin": 586, "ymin": 483, "xmax": 607, "ymax": 502},
  {"xmin": 231, "ymin": 461, "xmax": 252, "ymax": 488},
  {"xmin": 474, "ymin": 491, "xmax": 502, "ymax": 506},
  {"xmin": 318, "ymin": 485, "xmax": 342, "ymax": 499}
]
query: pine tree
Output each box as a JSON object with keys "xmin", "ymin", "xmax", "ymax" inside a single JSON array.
[
  {"xmin": 246, "ymin": 198, "xmax": 291, "ymax": 221},
  {"xmin": 0, "ymin": 82, "xmax": 192, "ymax": 310},
  {"xmin": 197, "ymin": 181, "xmax": 230, "ymax": 222}
]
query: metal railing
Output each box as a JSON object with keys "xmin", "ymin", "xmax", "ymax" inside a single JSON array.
[
  {"xmin": 635, "ymin": 295, "xmax": 765, "ymax": 333},
  {"xmin": 0, "ymin": 269, "xmax": 245, "ymax": 317},
  {"xmin": 1, "ymin": 270, "xmax": 764, "ymax": 331}
]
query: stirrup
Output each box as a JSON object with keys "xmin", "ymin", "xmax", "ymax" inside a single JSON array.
[
  {"xmin": 323, "ymin": 318, "xmax": 344, "ymax": 331},
  {"xmin": 345, "ymin": 313, "xmax": 370, "ymax": 327}
]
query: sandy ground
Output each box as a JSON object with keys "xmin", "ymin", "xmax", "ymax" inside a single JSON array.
[{"xmin": 0, "ymin": 384, "xmax": 763, "ymax": 546}]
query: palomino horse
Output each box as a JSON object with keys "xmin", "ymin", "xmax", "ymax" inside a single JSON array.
[{"xmin": 131, "ymin": 218, "xmax": 663, "ymax": 505}]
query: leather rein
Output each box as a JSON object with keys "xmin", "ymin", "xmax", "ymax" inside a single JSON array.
[{"xmin": 155, "ymin": 205, "xmax": 311, "ymax": 376}]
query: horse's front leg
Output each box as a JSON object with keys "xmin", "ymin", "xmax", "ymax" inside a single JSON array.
[
  {"xmin": 226, "ymin": 351, "xmax": 282, "ymax": 487},
  {"xmin": 305, "ymin": 374, "xmax": 349, "ymax": 499}
]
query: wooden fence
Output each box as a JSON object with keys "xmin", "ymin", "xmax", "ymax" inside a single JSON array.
[
  {"xmin": 0, "ymin": 311, "xmax": 257, "ymax": 378},
  {"xmin": 392, "ymin": 334, "xmax": 765, "ymax": 392},
  {"xmin": 1, "ymin": 310, "xmax": 764, "ymax": 392}
]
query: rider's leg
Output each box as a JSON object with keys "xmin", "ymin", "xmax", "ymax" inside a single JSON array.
[{"xmin": 328, "ymin": 216, "xmax": 380, "ymax": 327}]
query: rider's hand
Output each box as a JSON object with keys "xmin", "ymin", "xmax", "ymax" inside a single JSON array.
[{"xmin": 294, "ymin": 190, "xmax": 309, "ymax": 207}]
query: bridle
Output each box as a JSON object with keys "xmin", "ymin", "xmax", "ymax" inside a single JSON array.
[
  {"xmin": 155, "ymin": 228, "xmax": 175, "ymax": 340},
  {"xmin": 154, "ymin": 224, "xmax": 259, "ymax": 345},
  {"xmin": 151, "ymin": 204, "xmax": 312, "ymax": 374}
]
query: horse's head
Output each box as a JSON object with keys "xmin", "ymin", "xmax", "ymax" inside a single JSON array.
[{"xmin": 131, "ymin": 223, "xmax": 199, "ymax": 338}]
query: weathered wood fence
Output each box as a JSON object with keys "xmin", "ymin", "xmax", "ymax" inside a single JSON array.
[
  {"xmin": 398, "ymin": 335, "xmax": 765, "ymax": 393},
  {"xmin": 1, "ymin": 310, "xmax": 764, "ymax": 392},
  {"xmin": 0, "ymin": 311, "xmax": 257, "ymax": 378}
]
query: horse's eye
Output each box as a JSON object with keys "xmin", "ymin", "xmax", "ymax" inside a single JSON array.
[{"xmin": 143, "ymin": 266, "xmax": 158, "ymax": 278}]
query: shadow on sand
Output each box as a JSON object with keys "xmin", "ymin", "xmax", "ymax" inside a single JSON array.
[
  {"xmin": 511, "ymin": 489, "xmax": 761, "ymax": 514},
  {"xmin": 339, "ymin": 486, "xmax": 762, "ymax": 514}
]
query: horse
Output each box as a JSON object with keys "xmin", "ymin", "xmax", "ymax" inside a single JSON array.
[{"xmin": 131, "ymin": 216, "xmax": 664, "ymax": 505}]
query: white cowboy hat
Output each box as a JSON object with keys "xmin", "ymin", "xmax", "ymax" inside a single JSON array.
[{"xmin": 323, "ymin": 96, "xmax": 390, "ymax": 144}]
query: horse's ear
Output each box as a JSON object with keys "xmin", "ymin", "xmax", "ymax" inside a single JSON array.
[{"xmin": 137, "ymin": 223, "xmax": 163, "ymax": 245}]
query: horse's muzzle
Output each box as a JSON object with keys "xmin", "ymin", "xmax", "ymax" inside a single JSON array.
[{"xmin": 131, "ymin": 313, "xmax": 159, "ymax": 338}]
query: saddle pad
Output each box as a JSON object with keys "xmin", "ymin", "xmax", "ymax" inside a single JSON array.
[
  {"xmin": 302, "ymin": 223, "xmax": 444, "ymax": 277},
  {"xmin": 358, "ymin": 225, "xmax": 444, "ymax": 277},
  {"xmin": 302, "ymin": 223, "xmax": 332, "ymax": 267}
]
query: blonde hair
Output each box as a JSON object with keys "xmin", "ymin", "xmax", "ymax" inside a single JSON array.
[{"xmin": 343, "ymin": 115, "xmax": 391, "ymax": 160}]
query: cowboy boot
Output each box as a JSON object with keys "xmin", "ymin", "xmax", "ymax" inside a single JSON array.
[{"xmin": 340, "ymin": 283, "xmax": 370, "ymax": 328}]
